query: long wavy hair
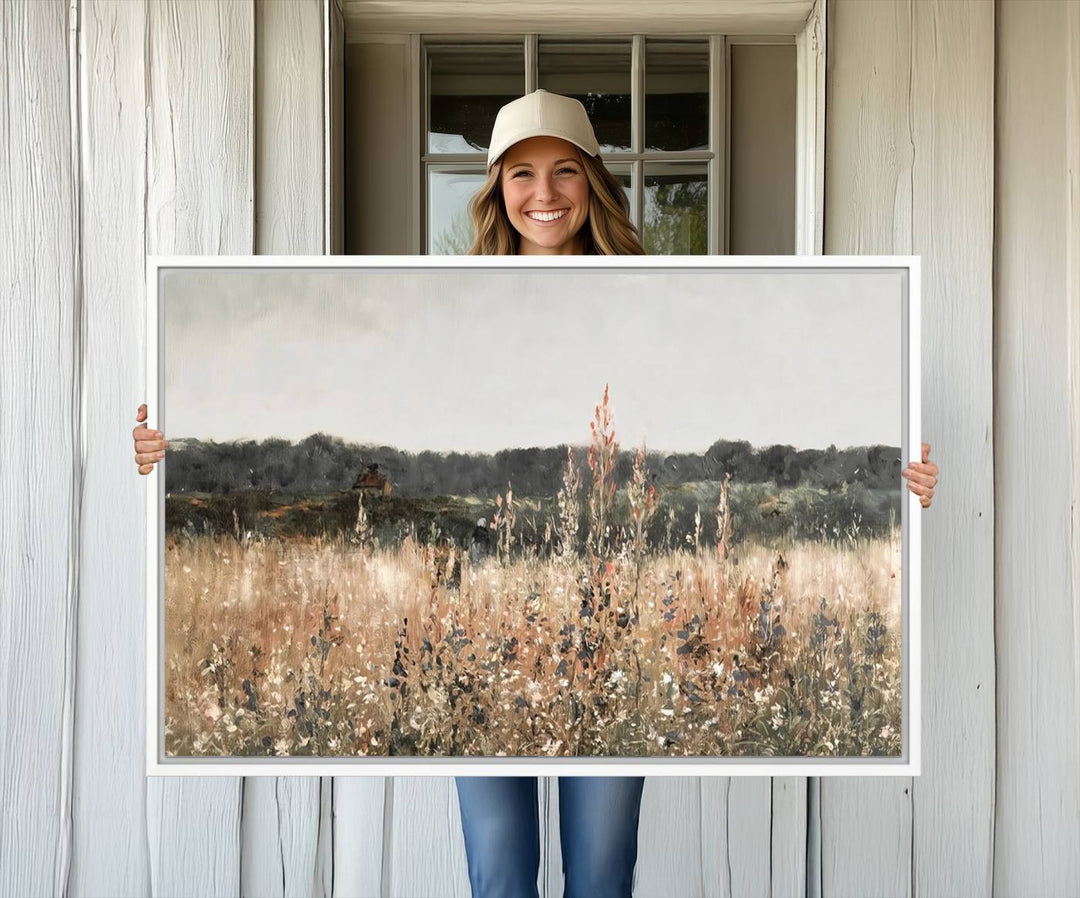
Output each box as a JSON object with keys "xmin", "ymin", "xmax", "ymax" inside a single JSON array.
[{"xmin": 467, "ymin": 148, "xmax": 645, "ymax": 255}]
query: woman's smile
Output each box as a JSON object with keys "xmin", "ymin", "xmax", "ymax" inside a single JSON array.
[{"xmin": 525, "ymin": 208, "xmax": 569, "ymax": 223}]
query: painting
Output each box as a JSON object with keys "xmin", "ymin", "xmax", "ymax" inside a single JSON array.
[{"xmin": 146, "ymin": 257, "xmax": 920, "ymax": 776}]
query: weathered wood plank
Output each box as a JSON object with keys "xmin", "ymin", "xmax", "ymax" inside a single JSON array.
[
  {"xmin": 70, "ymin": 1, "xmax": 153, "ymax": 895},
  {"xmin": 822, "ymin": 3, "xmax": 914, "ymax": 894},
  {"xmin": 386, "ymin": 777, "xmax": 470, "ymax": 898},
  {"xmin": 909, "ymin": 2, "xmax": 995, "ymax": 895},
  {"xmin": 0, "ymin": 1, "xmax": 78, "ymax": 895},
  {"xmin": 144, "ymin": 0, "xmax": 255, "ymax": 257},
  {"xmin": 608, "ymin": 777, "xmax": 701, "ymax": 898},
  {"xmin": 333, "ymin": 778, "xmax": 387, "ymax": 896},
  {"xmin": 241, "ymin": 777, "xmax": 325, "ymax": 898},
  {"xmin": 243, "ymin": 2, "xmax": 328, "ymax": 895},
  {"xmin": 824, "ymin": 2, "xmax": 998, "ymax": 895},
  {"xmin": 770, "ymin": 777, "xmax": 808, "ymax": 896},
  {"xmin": 145, "ymin": 1, "xmax": 254, "ymax": 894},
  {"xmin": 994, "ymin": 1, "xmax": 1080, "ymax": 892},
  {"xmin": 699, "ymin": 778, "xmax": 776, "ymax": 898},
  {"xmin": 254, "ymin": 0, "xmax": 324, "ymax": 256}
]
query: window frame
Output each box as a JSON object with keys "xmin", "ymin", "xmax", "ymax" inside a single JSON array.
[{"xmin": 409, "ymin": 1, "xmax": 826, "ymax": 257}]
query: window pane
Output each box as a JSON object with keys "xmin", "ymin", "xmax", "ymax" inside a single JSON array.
[
  {"xmin": 643, "ymin": 163, "xmax": 707, "ymax": 254},
  {"xmin": 604, "ymin": 163, "xmax": 634, "ymax": 219},
  {"xmin": 645, "ymin": 40, "xmax": 709, "ymax": 152},
  {"xmin": 538, "ymin": 40, "xmax": 631, "ymax": 153},
  {"xmin": 428, "ymin": 167, "xmax": 487, "ymax": 254},
  {"xmin": 428, "ymin": 44, "xmax": 524, "ymax": 154}
]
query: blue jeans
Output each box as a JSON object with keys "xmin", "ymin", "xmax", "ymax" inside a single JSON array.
[{"xmin": 454, "ymin": 776, "xmax": 646, "ymax": 898}]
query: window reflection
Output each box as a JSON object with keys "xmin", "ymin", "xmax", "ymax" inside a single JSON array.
[
  {"xmin": 538, "ymin": 40, "xmax": 632, "ymax": 153},
  {"xmin": 428, "ymin": 168, "xmax": 487, "ymax": 254},
  {"xmin": 645, "ymin": 40, "xmax": 709, "ymax": 152},
  {"xmin": 643, "ymin": 163, "xmax": 708, "ymax": 254},
  {"xmin": 428, "ymin": 44, "xmax": 525, "ymax": 153}
]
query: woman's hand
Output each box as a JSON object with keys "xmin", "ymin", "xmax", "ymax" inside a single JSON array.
[
  {"xmin": 902, "ymin": 441, "xmax": 938, "ymax": 509},
  {"xmin": 133, "ymin": 403, "xmax": 169, "ymax": 475}
]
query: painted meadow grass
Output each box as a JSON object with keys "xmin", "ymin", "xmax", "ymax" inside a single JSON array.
[{"xmin": 164, "ymin": 388, "xmax": 903, "ymax": 759}]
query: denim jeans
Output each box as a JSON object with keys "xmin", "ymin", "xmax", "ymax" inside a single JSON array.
[{"xmin": 454, "ymin": 776, "xmax": 646, "ymax": 898}]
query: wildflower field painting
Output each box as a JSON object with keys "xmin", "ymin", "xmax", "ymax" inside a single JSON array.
[{"xmin": 148, "ymin": 258, "xmax": 919, "ymax": 773}]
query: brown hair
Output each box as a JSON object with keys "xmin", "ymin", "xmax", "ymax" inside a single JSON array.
[{"xmin": 467, "ymin": 150, "xmax": 645, "ymax": 255}]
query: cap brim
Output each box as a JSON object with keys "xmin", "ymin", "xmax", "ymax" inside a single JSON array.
[{"xmin": 487, "ymin": 131, "xmax": 600, "ymax": 168}]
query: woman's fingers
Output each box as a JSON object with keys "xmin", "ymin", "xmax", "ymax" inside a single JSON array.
[
  {"xmin": 903, "ymin": 468, "xmax": 936, "ymax": 487},
  {"xmin": 914, "ymin": 445, "xmax": 935, "ymax": 508},
  {"xmin": 134, "ymin": 404, "xmax": 168, "ymax": 473},
  {"xmin": 135, "ymin": 437, "xmax": 168, "ymax": 453}
]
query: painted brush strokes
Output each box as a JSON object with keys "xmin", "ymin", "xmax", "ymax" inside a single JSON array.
[{"xmin": 160, "ymin": 267, "xmax": 905, "ymax": 759}]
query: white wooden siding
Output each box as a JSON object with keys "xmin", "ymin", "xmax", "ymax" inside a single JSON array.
[
  {"xmin": 144, "ymin": 1, "xmax": 253, "ymax": 892},
  {"xmin": 70, "ymin": 0, "xmax": 152, "ymax": 894},
  {"xmin": 994, "ymin": 0, "xmax": 1080, "ymax": 892},
  {"xmin": 246, "ymin": 3, "xmax": 331, "ymax": 897},
  {"xmin": 824, "ymin": 1, "xmax": 996, "ymax": 896},
  {"xmin": 0, "ymin": 2, "xmax": 78, "ymax": 896},
  {"xmin": 2, "ymin": 2, "xmax": 1078, "ymax": 897}
]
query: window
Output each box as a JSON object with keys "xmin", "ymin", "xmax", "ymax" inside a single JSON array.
[{"xmin": 421, "ymin": 35, "xmax": 796, "ymax": 256}]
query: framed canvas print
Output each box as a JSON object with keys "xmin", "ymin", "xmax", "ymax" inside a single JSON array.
[{"xmin": 145, "ymin": 256, "xmax": 920, "ymax": 777}]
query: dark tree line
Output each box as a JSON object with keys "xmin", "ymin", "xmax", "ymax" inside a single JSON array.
[{"xmin": 164, "ymin": 433, "xmax": 902, "ymax": 497}]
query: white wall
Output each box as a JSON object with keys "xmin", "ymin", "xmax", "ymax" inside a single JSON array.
[
  {"xmin": 2, "ymin": 1, "xmax": 1078, "ymax": 897},
  {"xmin": 730, "ymin": 43, "xmax": 797, "ymax": 254},
  {"xmin": 994, "ymin": 0, "xmax": 1080, "ymax": 890},
  {"xmin": 344, "ymin": 39, "xmax": 413, "ymax": 254},
  {"xmin": 825, "ymin": 2, "xmax": 996, "ymax": 892}
]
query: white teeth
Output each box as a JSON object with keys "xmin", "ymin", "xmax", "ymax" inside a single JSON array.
[{"xmin": 527, "ymin": 209, "xmax": 567, "ymax": 222}]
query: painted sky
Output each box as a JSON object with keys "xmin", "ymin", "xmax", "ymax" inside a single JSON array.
[{"xmin": 161, "ymin": 267, "xmax": 905, "ymax": 453}]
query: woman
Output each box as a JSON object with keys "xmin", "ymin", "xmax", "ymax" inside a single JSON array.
[
  {"xmin": 451, "ymin": 90, "xmax": 649, "ymax": 898},
  {"xmin": 131, "ymin": 90, "xmax": 940, "ymax": 898}
]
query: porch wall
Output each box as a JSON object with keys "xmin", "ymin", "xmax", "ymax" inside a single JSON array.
[{"xmin": 2, "ymin": 1, "xmax": 1077, "ymax": 895}]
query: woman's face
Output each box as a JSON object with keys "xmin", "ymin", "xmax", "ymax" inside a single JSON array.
[{"xmin": 499, "ymin": 136, "xmax": 590, "ymax": 255}]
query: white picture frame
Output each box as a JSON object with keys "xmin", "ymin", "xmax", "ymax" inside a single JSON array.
[{"xmin": 146, "ymin": 254, "xmax": 920, "ymax": 777}]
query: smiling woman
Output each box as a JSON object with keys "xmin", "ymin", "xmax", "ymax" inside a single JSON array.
[
  {"xmin": 454, "ymin": 88, "xmax": 647, "ymax": 898},
  {"xmin": 466, "ymin": 89, "xmax": 645, "ymax": 255}
]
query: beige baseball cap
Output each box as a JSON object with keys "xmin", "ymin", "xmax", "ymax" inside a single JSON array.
[{"xmin": 486, "ymin": 89, "xmax": 601, "ymax": 169}]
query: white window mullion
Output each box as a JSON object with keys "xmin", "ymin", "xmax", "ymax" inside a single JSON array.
[
  {"xmin": 722, "ymin": 36, "xmax": 732, "ymax": 255},
  {"xmin": 708, "ymin": 35, "xmax": 725, "ymax": 256},
  {"xmin": 525, "ymin": 34, "xmax": 538, "ymax": 94},
  {"xmin": 415, "ymin": 35, "xmax": 425, "ymax": 254},
  {"xmin": 631, "ymin": 34, "xmax": 645, "ymax": 234}
]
